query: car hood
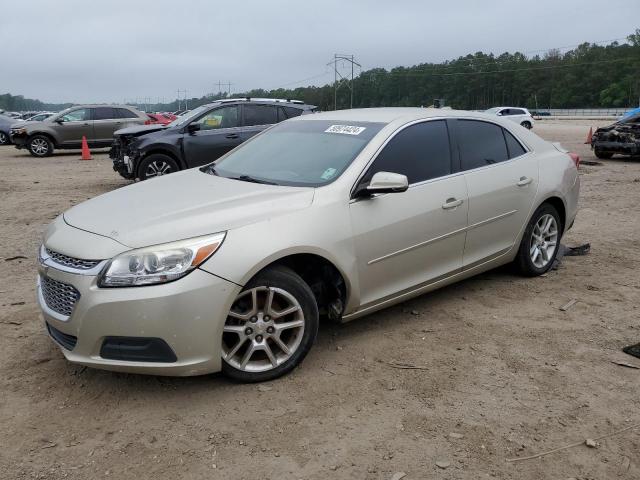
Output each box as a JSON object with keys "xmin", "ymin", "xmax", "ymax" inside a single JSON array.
[
  {"xmin": 63, "ymin": 169, "xmax": 315, "ymax": 249},
  {"xmin": 115, "ymin": 124, "xmax": 167, "ymax": 137}
]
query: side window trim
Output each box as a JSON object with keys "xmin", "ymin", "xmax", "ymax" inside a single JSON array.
[{"xmin": 350, "ymin": 118, "xmax": 456, "ymax": 198}]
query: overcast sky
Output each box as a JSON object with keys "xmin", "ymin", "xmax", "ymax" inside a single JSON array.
[{"xmin": 2, "ymin": 0, "xmax": 638, "ymax": 104}]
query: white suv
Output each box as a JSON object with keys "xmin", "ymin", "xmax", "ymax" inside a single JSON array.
[{"xmin": 486, "ymin": 107, "xmax": 534, "ymax": 129}]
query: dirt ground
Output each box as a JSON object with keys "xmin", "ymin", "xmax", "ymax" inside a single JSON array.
[{"xmin": 0, "ymin": 120, "xmax": 639, "ymax": 480}]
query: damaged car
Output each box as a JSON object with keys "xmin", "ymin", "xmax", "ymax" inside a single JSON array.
[
  {"xmin": 591, "ymin": 111, "xmax": 640, "ymax": 159},
  {"xmin": 110, "ymin": 98, "xmax": 316, "ymax": 181}
]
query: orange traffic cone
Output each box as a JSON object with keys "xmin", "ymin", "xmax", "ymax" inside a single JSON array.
[
  {"xmin": 81, "ymin": 136, "xmax": 92, "ymax": 160},
  {"xmin": 584, "ymin": 127, "xmax": 593, "ymax": 145}
]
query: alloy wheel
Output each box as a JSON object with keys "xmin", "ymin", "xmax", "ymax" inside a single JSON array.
[
  {"xmin": 0, "ymin": 132, "xmax": 7, "ymax": 144},
  {"xmin": 146, "ymin": 160, "xmax": 173, "ymax": 177},
  {"xmin": 529, "ymin": 213, "xmax": 558, "ymax": 268},
  {"xmin": 30, "ymin": 138, "xmax": 49, "ymax": 156},
  {"xmin": 222, "ymin": 286, "xmax": 305, "ymax": 373}
]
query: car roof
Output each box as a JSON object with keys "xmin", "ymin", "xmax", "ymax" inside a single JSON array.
[
  {"xmin": 208, "ymin": 98, "xmax": 316, "ymax": 110},
  {"xmin": 292, "ymin": 107, "xmax": 513, "ymax": 125}
]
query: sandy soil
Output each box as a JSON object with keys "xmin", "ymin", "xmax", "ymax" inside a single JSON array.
[{"xmin": 0, "ymin": 120, "xmax": 639, "ymax": 480}]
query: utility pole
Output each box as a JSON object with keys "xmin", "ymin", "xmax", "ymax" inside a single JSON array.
[{"xmin": 327, "ymin": 54, "xmax": 361, "ymax": 110}]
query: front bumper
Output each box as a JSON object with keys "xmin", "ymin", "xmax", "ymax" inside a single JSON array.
[
  {"xmin": 110, "ymin": 137, "xmax": 139, "ymax": 179},
  {"xmin": 38, "ymin": 264, "xmax": 241, "ymax": 376},
  {"xmin": 10, "ymin": 132, "xmax": 27, "ymax": 148}
]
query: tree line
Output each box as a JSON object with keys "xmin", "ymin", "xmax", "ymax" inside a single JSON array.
[{"xmin": 2, "ymin": 30, "xmax": 639, "ymax": 113}]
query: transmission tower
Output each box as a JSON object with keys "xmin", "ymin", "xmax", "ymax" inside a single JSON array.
[{"xmin": 327, "ymin": 54, "xmax": 361, "ymax": 110}]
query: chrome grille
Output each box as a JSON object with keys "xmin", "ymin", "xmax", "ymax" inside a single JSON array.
[
  {"xmin": 45, "ymin": 248, "xmax": 101, "ymax": 270},
  {"xmin": 40, "ymin": 276, "xmax": 80, "ymax": 317}
]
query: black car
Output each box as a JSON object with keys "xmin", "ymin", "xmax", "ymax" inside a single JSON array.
[
  {"xmin": 591, "ymin": 111, "xmax": 640, "ymax": 159},
  {"xmin": 111, "ymin": 98, "xmax": 316, "ymax": 180}
]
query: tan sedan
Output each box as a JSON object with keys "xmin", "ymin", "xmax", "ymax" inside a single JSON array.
[{"xmin": 38, "ymin": 108, "xmax": 580, "ymax": 382}]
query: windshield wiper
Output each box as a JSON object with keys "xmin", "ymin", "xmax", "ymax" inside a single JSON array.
[{"xmin": 230, "ymin": 174, "xmax": 278, "ymax": 185}]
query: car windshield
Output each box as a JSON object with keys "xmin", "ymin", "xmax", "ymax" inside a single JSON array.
[
  {"xmin": 168, "ymin": 105, "xmax": 210, "ymax": 127},
  {"xmin": 205, "ymin": 120, "xmax": 385, "ymax": 187}
]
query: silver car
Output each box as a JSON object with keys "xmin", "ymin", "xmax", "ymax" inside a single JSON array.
[{"xmin": 38, "ymin": 108, "xmax": 579, "ymax": 382}]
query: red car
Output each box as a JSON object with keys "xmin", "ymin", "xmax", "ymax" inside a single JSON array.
[{"xmin": 144, "ymin": 113, "xmax": 174, "ymax": 125}]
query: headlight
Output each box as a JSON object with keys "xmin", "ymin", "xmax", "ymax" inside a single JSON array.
[{"xmin": 98, "ymin": 232, "xmax": 225, "ymax": 287}]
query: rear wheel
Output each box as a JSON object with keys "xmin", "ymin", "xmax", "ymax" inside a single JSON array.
[
  {"xmin": 594, "ymin": 148, "xmax": 613, "ymax": 159},
  {"xmin": 221, "ymin": 266, "xmax": 319, "ymax": 382},
  {"xmin": 515, "ymin": 203, "xmax": 561, "ymax": 276},
  {"xmin": 28, "ymin": 135, "xmax": 53, "ymax": 157},
  {"xmin": 138, "ymin": 154, "xmax": 179, "ymax": 180},
  {"xmin": 521, "ymin": 121, "xmax": 532, "ymax": 129},
  {"xmin": 0, "ymin": 132, "xmax": 9, "ymax": 145}
]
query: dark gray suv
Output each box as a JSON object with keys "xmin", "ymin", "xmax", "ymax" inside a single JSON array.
[
  {"xmin": 11, "ymin": 105, "xmax": 147, "ymax": 157},
  {"xmin": 110, "ymin": 98, "xmax": 316, "ymax": 181}
]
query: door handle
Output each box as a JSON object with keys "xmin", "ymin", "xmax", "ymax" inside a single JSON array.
[
  {"xmin": 225, "ymin": 133, "xmax": 239, "ymax": 139},
  {"xmin": 442, "ymin": 198, "xmax": 463, "ymax": 210},
  {"xmin": 517, "ymin": 176, "xmax": 533, "ymax": 187}
]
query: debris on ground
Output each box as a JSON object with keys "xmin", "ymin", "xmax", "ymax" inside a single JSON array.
[
  {"xmin": 507, "ymin": 423, "xmax": 639, "ymax": 463},
  {"xmin": 611, "ymin": 360, "xmax": 640, "ymax": 370},
  {"xmin": 390, "ymin": 472, "xmax": 406, "ymax": 480},
  {"xmin": 385, "ymin": 361, "xmax": 429, "ymax": 370},
  {"xmin": 552, "ymin": 243, "xmax": 590, "ymax": 270},
  {"xmin": 622, "ymin": 343, "xmax": 640, "ymax": 360},
  {"xmin": 560, "ymin": 299, "xmax": 578, "ymax": 311},
  {"xmin": 580, "ymin": 160, "xmax": 603, "ymax": 166},
  {"xmin": 435, "ymin": 460, "xmax": 451, "ymax": 469},
  {"xmin": 4, "ymin": 255, "xmax": 28, "ymax": 262},
  {"xmin": 449, "ymin": 432, "xmax": 464, "ymax": 439},
  {"xmin": 257, "ymin": 385, "xmax": 273, "ymax": 392}
]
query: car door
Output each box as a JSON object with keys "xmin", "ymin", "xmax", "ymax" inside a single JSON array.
[
  {"xmin": 349, "ymin": 120, "xmax": 468, "ymax": 307},
  {"xmin": 182, "ymin": 105, "xmax": 242, "ymax": 167},
  {"xmin": 92, "ymin": 107, "xmax": 121, "ymax": 145},
  {"xmin": 453, "ymin": 119, "xmax": 538, "ymax": 268},
  {"xmin": 241, "ymin": 104, "xmax": 279, "ymax": 141},
  {"xmin": 57, "ymin": 108, "xmax": 94, "ymax": 146}
]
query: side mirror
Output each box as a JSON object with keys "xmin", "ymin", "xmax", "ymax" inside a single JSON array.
[
  {"xmin": 55, "ymin": 118, "xmax": 64, "ymax": 124},
  {"xmin": 355, "ymin": 171, "xmax": 409, "ymax": 197},
  {"xmin": 187, "ymin": 123, "xmax": 201, "ymax": 134},
  {"xmin": 496, "ymin": 111, "xmax": 503, "ymax": 116}
]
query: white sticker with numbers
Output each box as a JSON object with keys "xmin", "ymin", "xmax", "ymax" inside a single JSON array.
[{"xmin": 324, "ymin": 124, "xmax": 366, "ymax": 135}]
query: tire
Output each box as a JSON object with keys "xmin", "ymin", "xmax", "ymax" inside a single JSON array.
[
  {"xmin": 0, "ymin": 131, "xmax": 9, "ymax": 145},
  {"xmin": 137, "ymin": 154, "xmax": 179, "ymax": 180},
  {"xmin": 594, "ymin": 148, "xmax": 613, "ymax": 160},
  {"xmin": 28, "ymin": 135, "xmax": 53, "ymax": 157},
  {"xmin": 521, "ymin": 121, "xmax": 532, "ymax": 130},
  {"xmin": 515, "ymin": 203, "xmax": 561, "ymax": 277},
  {"xmin": 221, "ymin": 266, "xmax": 319, "ymax": 382}
]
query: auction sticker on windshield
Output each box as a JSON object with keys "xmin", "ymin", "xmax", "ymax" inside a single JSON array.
[{"xmin": 325, "ymin": 125, "xmax": 366, "ymax": 135}]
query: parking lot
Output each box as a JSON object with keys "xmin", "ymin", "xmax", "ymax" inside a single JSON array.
[{"xmin": 0, "ymin": 120, "xmax": 639, "ymax": 479}]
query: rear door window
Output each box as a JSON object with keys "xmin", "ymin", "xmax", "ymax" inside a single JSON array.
[
  {"xmin": 116, "ymin": 108, "xmax": 139, "ymax": 119},
  {"xmin": 458, "ymin": 120, "xmax": 509, "ymax": 170},
  {"xmin": 362, "ymin": 120, "xmax": 451, "ymax": 185},
  {"xmin": 243, "ymin": 104, "xmax": 278, "ymax": 126},
  {"xmin": 93, "ymin": 107, "xmax": 118, "ymax": 120}
]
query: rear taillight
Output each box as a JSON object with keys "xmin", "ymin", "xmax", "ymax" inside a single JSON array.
[{"xmin": 569, "ymin": 152, "xmax": 580, "ymax": 168}]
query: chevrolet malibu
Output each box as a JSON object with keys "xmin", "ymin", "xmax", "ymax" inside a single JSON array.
[{"xmin": 38, "ymin": 108, "xmax": 580, "ymax": 382}]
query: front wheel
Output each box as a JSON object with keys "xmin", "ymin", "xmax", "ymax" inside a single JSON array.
[
  {"xmin": 594, "ymin": 148, "xmax": 613, "ymax": 160},
  {"xmin": 515, "ymin": 203, "xmax": 561, "ymax": 276},
  {"xmin": 0, "ymin": 131, "xmax": 9, "ymax": 145},
  {"xmin": 521, "ymin": 121, "xmax": 532, "ymax": 129},
  {"xmin": 28, "ymin": 135, "xmax": 53, "ymax": 157},
  {"xmin": 137, "ymin": 154, "xmax": 179, "ymax": 180},
  {"xmin": 221, "ymin": 266, "xmax": 319, "ymax": 382}
]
